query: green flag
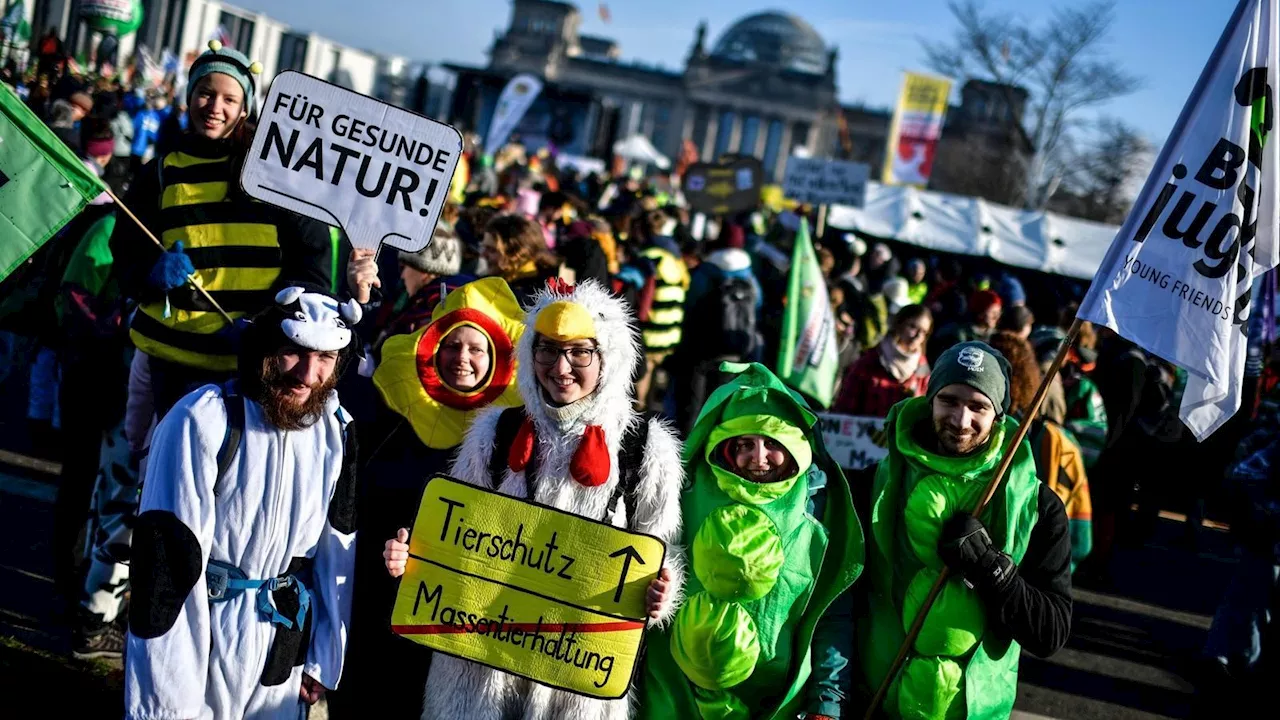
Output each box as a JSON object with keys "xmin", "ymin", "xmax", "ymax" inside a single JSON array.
[
  {"xmin": 0, "ymin": 82, "xmax": 106, "ymax": 283},
  {"xmin": 776, "ymin": 218, "xmax": 839, "ymax": 409}
]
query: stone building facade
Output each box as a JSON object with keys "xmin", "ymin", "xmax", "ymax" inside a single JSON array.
[{"xmin": 444, "ymin": 0, "xmax": 842, "ymax": 181}]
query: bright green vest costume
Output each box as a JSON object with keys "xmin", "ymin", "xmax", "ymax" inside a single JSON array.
[
  {"xmin": 858, "ymin": 397, "xmax": 1040, "ymax": 719},
  {"xmin": 641, "ymin": 363, "xmax": 865, "ymax": 720}
]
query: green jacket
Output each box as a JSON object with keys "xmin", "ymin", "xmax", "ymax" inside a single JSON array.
[
  {"xmin": 640, "ymin": 362, "xmax": 865, "ymax": 720},
  {"xmin": 858, "ymin": 397, "xmax": 1040, "ymax": 719}
]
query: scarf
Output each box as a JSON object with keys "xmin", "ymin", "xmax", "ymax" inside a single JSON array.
[
  {"xmin": 878, "ymin": 335, "xmax": 922, "ymax": 384},
  {"xmin": 542, "ymin": 386, "xmax": 602, "ymax": 431}
]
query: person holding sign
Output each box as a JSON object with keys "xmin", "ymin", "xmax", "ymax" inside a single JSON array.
[
  {"xmin": 384, "ymin": 278, "xmax": 685, "ymax": 720},
  {"xmin": 639, "ymin": 362, "xmax": 865, "ymax": 720},
  {"xmin": 856, "ymin": 342, "xmax": 1072, "ymax": 719},
  {"xmin": 109, "ymin": 41, "xmax": 336, "ymax": 419},
  {"xmin": 124, "ymin": 287, "xmax": 362, "ymax": 720},
  {"xmin": 332, "ymin": 277, "xmax": 525, "ymax": 719}
]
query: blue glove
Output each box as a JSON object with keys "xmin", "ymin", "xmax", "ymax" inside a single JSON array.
[{"xmin": 148, "ymin": 240, "xmax": 197, "ymax": 292}]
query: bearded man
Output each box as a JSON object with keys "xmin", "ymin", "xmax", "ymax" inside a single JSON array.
[
  {"xmin": 857, "ymin": 341, "xmax": 1072, "ymax": 719},
  {"xmin": 125, "ymin": 287, "xmax": 362, "ymax": 720}
]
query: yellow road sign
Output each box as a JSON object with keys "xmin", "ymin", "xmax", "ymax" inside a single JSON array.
[{"xmin": 391, "ymin": 475, "xmax": 668, "ymax": 698}]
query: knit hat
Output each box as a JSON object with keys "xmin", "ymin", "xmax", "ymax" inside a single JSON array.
[
  {"xmin": 186, "ymin": 40, "xmax": 263, "ymax": 113},
  {"xmin": 84, "ymin": 134, "xmax": 115, "ymax": 158},
  {"xmin": 399, "ymin": 225, "xmax": 462, "ymax": 276},
  {"xmin": 969, "ymin": 289, "xmax": 1003, "ymax": 319},
  {"xmin": 882, "ymin": 277, "xmax": 912, "ymax": 316},
  {"xmin": 926, "ymin": 341, "xmax": 1012, "ymax": 417},
  {"xmin": 69, "ymin": 92, "xmax": 93, "ymax": 113}
]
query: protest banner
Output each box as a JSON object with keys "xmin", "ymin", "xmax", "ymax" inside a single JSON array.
[
  {"xmin": 391, "ymin": 476, "xmax": 667, "ymax": 699},
  {"xmin": 486, "ymin": 73, "xmax": 543, "ymax": 154},
  {"xmin": 1077, "ymin": 0, "xmax": 1279, "ymax": 441},
  {"xmin": 781, "ymin": 156, "xmax": 870, "ymax": 208},
  {"xmin": 240, "ymin": 71, "xmax": 463, "ymax": 254},
  {"xmin": 818, "ymin": 414, "xmax": 887, "ymax": 470},
  {"xmin": 682, "ymin": 155, "xmax": 765, "ymax": 215},
  {"xmin": 882, "ymin": 71, "xmax": 951, "ymax": 187}
]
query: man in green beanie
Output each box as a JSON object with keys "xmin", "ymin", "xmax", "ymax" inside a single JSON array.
[
  {"xmin": 856, "ymin": 341, "xmax": 1072, "ymax": 719},
  {"xmin": 639, "ymin": 362, "xmax": 865, "ymax": 720}
]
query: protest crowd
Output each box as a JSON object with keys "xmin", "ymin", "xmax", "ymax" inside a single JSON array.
[{"xmin": 1, "ymin": 25, "xmax": 1279, "ymax": 720}]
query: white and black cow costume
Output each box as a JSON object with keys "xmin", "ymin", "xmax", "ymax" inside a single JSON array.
[
  {"xmin": 125, "ymin": 288, "xmax": 362, "ymax": 720},
  {"xmin": 421, "ymin": 279, "xmax": 687, "ymax": 720}
]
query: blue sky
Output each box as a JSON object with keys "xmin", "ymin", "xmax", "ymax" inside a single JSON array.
[{"xmin": 235, "ymin": 0, "xmax": 1237, "ymax": 146}]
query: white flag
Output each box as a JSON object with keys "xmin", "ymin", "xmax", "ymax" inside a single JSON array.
[
  {"xmin": 1077, "ymin": 0, "xmax": 1280, "ymax": 441},
  {"xmin": 484, "ymin": 74, "xmax": 542, "ymax": 154}
]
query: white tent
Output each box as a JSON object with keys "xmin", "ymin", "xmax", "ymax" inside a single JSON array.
[
  {"xmin": 826, "ymin": 183, "xmax": 1121, "ymax": 281},
  {"xmin": 612, "ymin": 134, "xmax": 671, "ymax": 170}
]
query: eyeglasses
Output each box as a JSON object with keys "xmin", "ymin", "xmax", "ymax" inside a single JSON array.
[{"xmin": 533, "ymin": 344, "xmax": 598, "ymax": 368}]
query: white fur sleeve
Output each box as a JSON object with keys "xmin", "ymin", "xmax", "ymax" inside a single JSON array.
[
  {"xmin": 448, "ymin": 406, "xmax": 506, "ymax": 488},
  {"xmin": 633, "ymin": 417, "xmax": 686, "ymax": 628},
  {"xmin": 124, "ymin": 388, "xmax": 221, "ymax": 720}
]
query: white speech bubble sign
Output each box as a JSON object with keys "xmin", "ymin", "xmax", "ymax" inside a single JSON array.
[{"xmin": 241, "ymin": 71, "xmax": 462, "ymax": 254}]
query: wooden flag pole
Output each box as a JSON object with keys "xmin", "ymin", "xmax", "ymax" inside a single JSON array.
[
  {"xmin": 102, "ymin": 186, "xmax": 234, "ymax": 325},
  {"xmin": 862, "ymin": 318, "xmax": 1083, "ymax": 720},
  {"xmin": 816, "ymin": 203, "xmax": 829, "ymax": 239}
]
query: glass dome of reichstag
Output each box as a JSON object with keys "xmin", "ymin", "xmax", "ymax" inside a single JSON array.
[{"xmin": 710, "ymin": 11, "xmax": 829, "ymax": 75}]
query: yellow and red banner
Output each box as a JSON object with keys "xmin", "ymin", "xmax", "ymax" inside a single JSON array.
[{"xmin": 882, "ymin": 72, "xmax": 952, "ymax": 187}]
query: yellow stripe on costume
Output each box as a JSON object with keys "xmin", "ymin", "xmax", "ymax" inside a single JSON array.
[
  {"xmin": 129, "ymin": 328, "xmax": 239, "ymax": 372},
  {"xmin": 649, "ymin": 307, "xmax": 684, "ymax": 327},
  {"xmin": 162, "ymin": 181, "xmax": 230, "ymax": 207},
  {"xmin": 162, "ymin": 224, "xmax": 280, "ymax": 250},
  {"xmin": 654, "ymin": 285, "xmax": 686, "ymax": 303},
  {"xmin": 643, "ymin": 327, "xmax": 682, "ymax": 350},
  {"xmin": 192, "ymin": 266, "xmax": 282, "ymax": 292},
  {"xmin": 163, "ymin": 153, "xmax": 228, "ymax": 169}
]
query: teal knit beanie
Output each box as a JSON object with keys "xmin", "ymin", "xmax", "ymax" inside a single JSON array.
[
  {"xmin": 926, "ymin": 341, "xmax": 1012, "ymax": 416},
  {"xmin": 186, "ymin": 40, "xmax": 262, "ymax": 113}
]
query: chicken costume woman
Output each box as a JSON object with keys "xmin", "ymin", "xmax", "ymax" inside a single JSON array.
[{"xmin": 421, "ymin": 279, "xmax": 686, "ymax": 720}]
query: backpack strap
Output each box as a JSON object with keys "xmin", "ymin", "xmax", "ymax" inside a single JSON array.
[
  {"xmin": 214, "ymin": 380, "xmax": 244, "ymax": 497},
  {"xmin": 609, "ymin": 412, "xmax": 653, "ymax": 529},
  {"xmin": 489, "ymin": 407, "xmax": 530, "ymax": 491}
]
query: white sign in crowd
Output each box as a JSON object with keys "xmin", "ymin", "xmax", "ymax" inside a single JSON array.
[
  {"xmin": 817, "ymin": 413, "xmax": 887, "ymax": 470},
  {"xmin": 782, "ymin": 157, "xmax": 871, "ymax": 208},
  {"xmin": 241, "ymin": 71, "xmax": 463, "ymax": 254}
]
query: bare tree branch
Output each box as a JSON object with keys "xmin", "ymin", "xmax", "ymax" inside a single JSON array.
[{"xmin": 921, "ymin": 0, "xmax": 1143, "ymax": 209}]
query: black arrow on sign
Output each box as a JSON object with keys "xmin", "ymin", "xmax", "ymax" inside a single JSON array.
[{"xmin": 609, "ymin": 545, "xmax": 646, "ymax": 603}]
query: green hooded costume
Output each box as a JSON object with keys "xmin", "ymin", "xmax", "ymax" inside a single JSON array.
[
  {"xmin": 858, "ymin": 396, "xmax": 1040, "ymax": 719},
  {"xmin": 640, "ymin": 363, "xmax": 865, "ymax": 720}
]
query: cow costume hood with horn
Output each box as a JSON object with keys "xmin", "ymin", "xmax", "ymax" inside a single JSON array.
[
  {"xmin": 421, "ymin": 279, "xmax": 686, "ymax": 720},
  {"xmin": 126, "ymin": 287, "xmax": 361, "ymax": 720}
]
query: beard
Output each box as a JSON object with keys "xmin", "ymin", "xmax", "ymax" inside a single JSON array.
[
  {"xmin": 933, "ymin": 418, "xmax": 992, "ymax": 456},
  {"xmin": 254, "ymin": 356, "xmax": 339, "ymax": 431}
]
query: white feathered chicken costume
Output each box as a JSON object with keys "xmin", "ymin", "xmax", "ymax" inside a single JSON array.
[{"xmin": 423, "ymin": 279, "xmax": 686, "ymax": 720}]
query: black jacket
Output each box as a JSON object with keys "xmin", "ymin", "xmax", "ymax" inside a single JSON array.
[{"xmin": 979, "ymin": 483, "xmax": 1074, "ymax": 658}]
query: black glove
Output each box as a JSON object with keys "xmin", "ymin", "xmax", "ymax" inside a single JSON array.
[{"xmin": 938, "ymin": 513, "xmax": 1016, "ymax": 593}]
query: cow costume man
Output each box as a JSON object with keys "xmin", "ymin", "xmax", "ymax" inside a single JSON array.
[{"xmin": 125, "ymin": 287, "xmax": 362, "ymax": 720}]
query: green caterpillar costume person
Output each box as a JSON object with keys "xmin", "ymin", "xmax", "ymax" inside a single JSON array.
[
  {"xmin": 857, "ymin": 342, "xmax": 1073, "ymax": 719},
  {"xmin": 640, "ymin": 363, "xmax": 865, "ymax": 720}
]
